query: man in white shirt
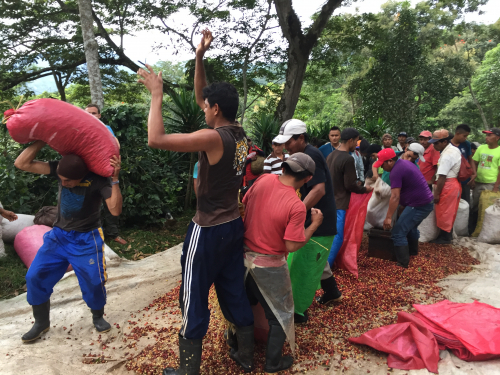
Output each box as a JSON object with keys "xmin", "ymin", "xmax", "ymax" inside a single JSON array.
[{"xmin": 428, "ymin": 129, "xmax": 462, "ymax": 244}]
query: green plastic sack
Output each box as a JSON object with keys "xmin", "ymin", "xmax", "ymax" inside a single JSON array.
[
  {"xmin": 288, "ymin": 236, "xmax": 333, "ymax": 315},
  {"xmin": 472, "ymin": 190, "xmax": 500, "ymax": 237}
]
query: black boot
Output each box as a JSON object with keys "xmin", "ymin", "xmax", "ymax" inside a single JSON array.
[
  {"xmin": 394, "ymin": 245, "xmax": 410, "ymax": 268},
  {"xmin": 263, "ymin": 325, "xmax": 293, "ymax": 373},
  {"xmin": 316, "ymin": 276, "xmax": 343, "ymax": 305},
  {"xmin": 294, "ymin": 310, "xmax": 308, "ymax": 324},
  {"xmin": 430, "ymin": 230, "xmax": 452, "ymax": 245},
  {"xmin": 163, "ymin": 336, "xmax": 202, "ymax": 375},
  {"xmin": 408, "ymin": 239, "xmax": 419, "ymax": 256},
  {"xmin": 229, "ymin": 325, "xmax": 254, "ymax": 372},
  {"xmin": 224, "ymin": 328, "xmax": 237, "ymax": 351},
  {"xmin": 22, "ymin": 300, "xmax": 50, "ymax": 343},
  {"xmin": 91, "ymin": 308, "xmax": 111, "ymax": 333}
]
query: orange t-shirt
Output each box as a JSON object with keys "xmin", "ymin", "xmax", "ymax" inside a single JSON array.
[
  {"xmin": 243, "ymin": 174, "xmax": 306, "ymax": 256},
  {"xmin": 418, "ymin": 145, "xmax": 441, "ymax": 182}
]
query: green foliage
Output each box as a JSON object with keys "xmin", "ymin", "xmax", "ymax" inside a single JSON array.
[
  {"xmin": 248, "ymin": 113, "xmax": 280, "ymax": 155},
  {"xmin": 101, "ymin": 103, "xmax": 189, "ymax": 226},
  {"xmin": 0, "ymin": 126, "xmax": 59, "ymax": 214},
  {"xmin": 358, "ymin": 118, "xmax": 388, "ymax": 143},
  {"xmin": 306, "ymin": 121, "xmax": 334, "ymax": 143},
  {"xmin": 0, "ymin": 244, "xmax": 27, "ymax": 299},
  {"xmin": 472, "ymin": 44, "xmax": 500, "ymax": 126}
]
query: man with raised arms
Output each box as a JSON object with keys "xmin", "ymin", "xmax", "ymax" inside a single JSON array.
[{"xmin": 138, "ymin": 29, "xmax": 255, "ymax": 374}]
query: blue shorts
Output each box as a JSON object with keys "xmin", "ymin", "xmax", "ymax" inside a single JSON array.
[{"xmin": 26, "ymin": 226, "xmax": 107, "ymax": 310}]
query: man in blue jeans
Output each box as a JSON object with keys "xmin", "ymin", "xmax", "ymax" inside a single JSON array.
[{"xmin": 375, "ymin": 149, "xmax": 434, "ymax": 268}]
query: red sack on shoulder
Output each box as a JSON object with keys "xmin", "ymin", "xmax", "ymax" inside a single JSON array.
[{"xmin": 4, "ymin": 99, "xmax": 119, "ymax": 177}]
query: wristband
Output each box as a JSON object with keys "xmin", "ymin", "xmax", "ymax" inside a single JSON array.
[{"xmin": 111, "ymin": 180, "xmax": 119, "ymax": 185}]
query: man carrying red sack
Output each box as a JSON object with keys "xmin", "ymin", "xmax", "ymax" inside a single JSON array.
[
  {"xmin": 138, "ymin": 29, "xmax": 255, "ymax": 375},
  {"xmin": 14, "ymin": 141, "xmax": 122, "ymax": 342},
  {"xmin": 428, "ymin": 129, "xmax": 462, "ymax": 244}
]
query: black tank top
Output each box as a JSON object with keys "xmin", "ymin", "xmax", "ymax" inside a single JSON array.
[{"xmin": 193, "ymin": 124, "xmax": 247, "ymax": 227}]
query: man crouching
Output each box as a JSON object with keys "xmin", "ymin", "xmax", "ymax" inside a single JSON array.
[
  {"xmin": 14, "ymin": 140, "xmax": 122, "ymax": 342},
  {"xmin": 239, "ymin": 153, "xmax": 323, "ymax": 373}
]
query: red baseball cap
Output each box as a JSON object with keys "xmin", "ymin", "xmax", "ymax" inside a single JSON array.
[
  {"xmin": 373, "ymin": 148, "xmax": 397, "ymax": 168},
  {"xmin": 419, "ymin": 130, "xmax": 432, "ymax": 138}
]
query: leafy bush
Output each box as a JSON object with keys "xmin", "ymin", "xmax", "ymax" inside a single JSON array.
[
  {"xmin": 102, "ymin": 103, "xmax": 190, "ymax": 226},
  {"xmin": 249, "ymin": 113, "xmax": 280, "ymax": 155},
  {"xmin": 0, "ymin": 127, "xmax": 59, "ymax": 214}
]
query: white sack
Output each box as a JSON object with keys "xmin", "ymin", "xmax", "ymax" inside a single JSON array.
[
  {"xmin": 2, "ymin": 214, "xmax": 35, "ymax": 243},
  {"xmin": 104, "ymin": 243, "xmax": 120, "ymax": 261},
  {"xmin": 454, "ymin": 199, "xmax": 470, "ymax": 237},
  {"xmin": 365, "ymin": 179, "xmax": 393, "ymax": 229},
  {"xmin": 478, "ymin": 199, "xmax": 500, "ymax": 244},
  {"xmin": 418, "ymin": 209, "xmax": 440, "ymax": 242}
]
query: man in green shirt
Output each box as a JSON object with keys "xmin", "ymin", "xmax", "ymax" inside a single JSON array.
[{"xmin": 470, "ymin": 128, "xmax": 500, "ymax": 230}]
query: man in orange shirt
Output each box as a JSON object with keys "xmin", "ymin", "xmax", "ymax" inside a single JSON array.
[{"xmin": 418, "ymin": 130, "xmax": 441, "ymax": 190}]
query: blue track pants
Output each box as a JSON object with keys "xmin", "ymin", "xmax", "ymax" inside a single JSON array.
[
  {"xmin": 179, "ymin": 218, "xmax": 254, "ymax": 340},
  {"xmin": 26, "ymin": 226, "xmax": 107, "ymax": 310}
]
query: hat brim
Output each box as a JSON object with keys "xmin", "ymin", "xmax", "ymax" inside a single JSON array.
[
  {"xmin": 272, "ymin": 134, "xmax": 292, "ymax": 144},
  {"xmin": 373, "ymin": 159, "xmax": 384, "ymax": 169},
  {"xmin": 428, "ymin": 138, "xmax": 441, "ymax": 144},
  {"xmin": 283, "ymin": 159, "xmax": 311, "ymax": 174},
  {"xmin": 419, "ymin": 154, "xmax": 426, "ymax": 163}
]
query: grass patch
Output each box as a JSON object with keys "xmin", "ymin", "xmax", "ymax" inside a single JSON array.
[
  {"xmin": 0, "ymin": 243, "xmax": 28, "ymax": 300},
  {"xmin": 106, "ymin": 209, "xmax": 195, "ymax": 260}
]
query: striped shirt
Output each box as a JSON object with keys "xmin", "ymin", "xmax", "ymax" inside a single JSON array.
[{"xmin": 263, "ymin": 152, "xmax": 289, "ymax": 175}]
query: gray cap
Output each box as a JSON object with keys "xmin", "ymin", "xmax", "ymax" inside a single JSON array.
[{"xmin": 283, "ymin": 152, "xmax": 315, "ymax": 175}]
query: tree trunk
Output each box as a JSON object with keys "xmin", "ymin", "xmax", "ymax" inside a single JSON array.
[
  {"xmin": 184, "ymin": 152, "xmax": 196, "ymax": 210},
  {"xmin": 78, "ymin": 0, "xmax": 104, "ymax": 110},
  {"xmin": 273, "ymin": 0, "xmax": 343, "ymax": 123},
  {"xmin": 469, "ymin": 83, "xmax": 489, "ymax": 130}
]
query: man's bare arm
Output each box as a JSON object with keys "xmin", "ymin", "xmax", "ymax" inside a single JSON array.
[
  {"xmin": 303, "ymin": 182, "xmax": 325, "ymax": 211},
  {"xmin": 138, "ymin": 64, "xmax": 223, "ymax": 158},
  {"xmin": 285, "ymin": 209, "xmax": 323, "ymax": 253},
  {"xmin": 195, "ymin": 29, "xmax": 213, "ymax": 109},
  {"xmin": 105, "ymin": 156, "xmax": 123, "ymax": 216},
  {"xmin": 14, "ymin": 141, "xmax": 50, "ymax": 175},
  {"xmin": 383, "ymin": 188, "xmax": 401, "ymax": 230}
]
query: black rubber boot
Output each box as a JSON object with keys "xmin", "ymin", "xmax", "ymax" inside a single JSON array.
[
  {"xmin": 163, "ymin": 336, "xmax": 202, "ymax": 375},
  {"xmin": 408, "ymin": 239, "xmax": 419, "ymax": 256},
  {"xmin": 394, "ymin": 245, "xmax": 410, "ymax": 268},
  {"xmin": 91, "ymin": 308, "xmax": 111, "ymax": 333},
  {"xmin": 224, "ymin": 328, "xmax": 237, "ymax": 351},
  {"xmin": 430, "ymin": 230, "xmax": 452, "ymax": 245},
  {"xmin": 316, "ymin": 276, "xmax": 343, "ymax": 305},
  {"xmin": 229, "ymin": 325, "xmax": 254, "ymax": 372},
  {"xmin": 294, "ymin": 311, "xmax": 308, "ymax": 324},
  {"xmin": 263, "ymin": 325, "xmax": 293, "ymax": 373},
  {"xmin": 22, "ymin": 300, "xmax": 50, "ymax": 343}
]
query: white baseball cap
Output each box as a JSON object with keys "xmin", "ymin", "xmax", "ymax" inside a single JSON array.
[
  {"xmin": 408, "ymin": 143, "xmax": 426, "ymax": 163},
  {"xmin": 272, "ymin": 119, "xmax": 307, "ymax": 144}
]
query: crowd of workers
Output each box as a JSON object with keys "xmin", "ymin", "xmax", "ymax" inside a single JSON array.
[{"xmin": 9, "ymin": 28, "xmax": 500, "ymax": 375}]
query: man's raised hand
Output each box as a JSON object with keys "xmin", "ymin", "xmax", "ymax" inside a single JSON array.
[
  {"xmin": 137, "ymin": 64, "xmax": 163, "ymax": 95},
  {"xmin": 196, "ymin": 29, "xmax": 213, "ymax": 57}
]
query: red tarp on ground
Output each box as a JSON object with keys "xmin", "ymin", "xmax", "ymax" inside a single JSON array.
[
  {"xmin": 350, "ymin": 301, "xmax": 500, "ymax": 372},
  {"xmin": 334, "ymin": 192, "xmax": 372, "ymax": 278},
  {"xmin": 349, "ymin": 311, "xmax": 440, "ymax": 373},
  {"xmin": 414, "ymin": 300, "xmax": 500, "ymax": 362}
]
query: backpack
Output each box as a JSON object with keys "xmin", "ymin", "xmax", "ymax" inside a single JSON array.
[{"xmin": 457, "ymin": 155, "xmax": 473, "ymax": 182}]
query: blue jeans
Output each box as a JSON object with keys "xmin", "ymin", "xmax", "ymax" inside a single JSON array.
[
  {"xmin": 328, "ymin": 209, "xmax": 346, "ymax": 266},
  {"xmin": 391, "ymin": 202, "xmax": 434, "ymax": 247}
]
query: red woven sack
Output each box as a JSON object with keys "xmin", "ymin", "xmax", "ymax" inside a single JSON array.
[
  {"xmin": 458, "ymin": 154, "xmax": 473, "ymax": 182},
  {"xmin": 334, "ymin": 191, "xmax": 373, "ymax": 278},
  {"xmin": 4, "ymin": 99, "xmax": 119, "ymax": 177}
]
